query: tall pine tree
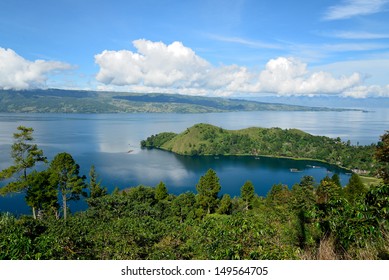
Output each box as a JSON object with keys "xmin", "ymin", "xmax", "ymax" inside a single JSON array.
[
  {"xmin": 196, "ymin": 169, "xmax": 221, "ymax": 214},
  {"xmin": 0, "ymin": 126, "xmax": 46, "ymax": 219},
  {"xmin": 241, "ymin": 180, "xmax": 255, "ymax": 210},
  {"xmin": 49, "ymin": 152, "xmax": 86, "ymax": 220}
]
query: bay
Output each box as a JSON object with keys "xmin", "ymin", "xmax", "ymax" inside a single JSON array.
[{"xmin": 1, "ymin": 108, "xmax": 388, "ymax": 215}]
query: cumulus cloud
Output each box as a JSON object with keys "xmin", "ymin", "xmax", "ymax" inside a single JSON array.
[
  {"xmin": 258, "ymin": 57, "xmax": 361, "ymax": 95},
  {"xmin": 0, "ymin": 47, "xmax": 72, "ymax": 90},
  {"xmin": 95, "ymin": 39, "xmax": 210, "ymax": 88},
  {"xmin": 95, "ymin": 39, "xmax": 368, "ymax": 97}
]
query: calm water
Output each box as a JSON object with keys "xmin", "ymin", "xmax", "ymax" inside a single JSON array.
[{"xmin": 1, "ymin": 109, "xmax": 388, "ymax": 215}]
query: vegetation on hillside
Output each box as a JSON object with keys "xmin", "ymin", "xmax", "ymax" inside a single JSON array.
[
  {"xmin": 0, "ymin": 89, "xmax": 359, "ymax": 113},
  {"xmin": 141, "ymin": 123, "xmax": 377, "ymax": 174},
  {"xmin": 1, "ymin": 127, "xmax": 388, "ymax": 260}
]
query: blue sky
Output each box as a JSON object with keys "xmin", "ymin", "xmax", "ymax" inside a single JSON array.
[{"xmin": 1, "ymin": 0, "xmax": 389, "ymax": 98}]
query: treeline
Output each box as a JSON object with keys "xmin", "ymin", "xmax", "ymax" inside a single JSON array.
[
  {"xmin": 1, "ymin": 126, "xmax": 388, "ymax": 260},
  {"xmin": 1, "ymin": 170, "xmax": 388, "ymax": 260},
  {"xmin": 141, "ymin": 123, "xmax": 376, "ymax": 174},
  {"xmin": 0, "ymin": 126, "xmax": 107, "ymax": 220}
]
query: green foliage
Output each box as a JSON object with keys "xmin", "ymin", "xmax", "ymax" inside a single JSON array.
[
  {"xmin": 196, "ymin": 169, "xmax": 221, "ymax": 214},
  {"xmin": 141, "ymin": 132, "xmax": 177, "ymax": 148},
  {"xmin": 266, "ymin": 183, "xmax": 291, "ymax": 207},
  {"xmin": 88, "ymin": 165, "xmax": 107, "ymax": 199},
  {"xmin": 364, "ymin": 183, "xmax": 389, "ymax": 227},
  {"xmin": 155, "ymin": 181, "xmax": 168, "ymax": 201},
  {"xmin": 217, "ymin": 194, "xmax": 232, "ymax": 215},
  {"xmin": 344, "ymin": 173, "xmax": 367, "ymax": 204},
  {"xmin": 291, "ymin": 176, "xmax": 318, "ymax": 248},
  {"xmin": 171, "ymin": 192, "xmax": 196, "ymax": 222},
  {"xmin": 26, "ymin": 170, "xmax": 59, "ymax": 219},
  {"xmin": 376, "ymin": 131, "xmax": 389, "ymax": 184},
  {"xmin": 331, "ymin": 173, "xmax": 342, "ymax": 188}
]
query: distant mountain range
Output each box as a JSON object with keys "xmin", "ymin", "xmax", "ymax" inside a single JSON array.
[
  {"xmin": 0, "ymin": 89, "xmax": 362, "ymax": 113},
  {"xmin": 246, "ymin": 95, "xmax": 389, "ymax": 109}
]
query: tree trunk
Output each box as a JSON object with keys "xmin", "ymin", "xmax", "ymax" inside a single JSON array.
[
  {"xmin": 63, "ymin": 193, "xmax": 67, "ymax": 220},
  {"xmin": 32, "ymin": 206, "xmax": 36, "ymax": 220}
]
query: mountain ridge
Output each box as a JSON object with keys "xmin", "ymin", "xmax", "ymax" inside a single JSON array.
[{"xmin": 0, "ymin": 88, "xmax": 360, "ymax": 113}]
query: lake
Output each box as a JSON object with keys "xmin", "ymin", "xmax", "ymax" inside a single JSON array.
[{"xmin": 1, "ymin": 108, "xmax": 388, "ymax": 215}]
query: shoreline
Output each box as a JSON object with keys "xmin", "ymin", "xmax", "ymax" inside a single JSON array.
[{"xmin": 148, "ymin": 146, "xmax": 374, "ymax": 176}]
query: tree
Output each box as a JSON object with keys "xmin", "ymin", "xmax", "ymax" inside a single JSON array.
[
  {"xmin": 49, "ymin": 152, "xmax": 86, "ymax": 220},
  {"xmin": 88, "ymin": 165, "xmax": 107, "ymax": 199},
  {"xmin": 316, "ymin": 177, "xmax": 344, "ymax": 235},
  {"xmin": 0, "ymin": 126, "xmax": 46, "ymax": 219},
  {"xmin": 172, "ymin": 192, "xmax": 196, "ymax": 222},
  {"xmin": 240, "ymin": 180, "xmax": 255, "ymax": 210},
  {"xmin": 291, "ymin": 176, "xmax": 317, "ymax": 248},
  {"xmin": 331, "ymin": 174, "xmax": 341, "ymax": 188},
  {"xmin": 266, "ymin": 183, "xmax": 290, "ymax": 207},
  {"xmin": 196, "ymin": 169, "xmax": 221, "ymax": 214},
  {"xmin": 217, "ymin": 194, "xmax": 232, "ymax": 214},
  {"xmin": 344, "ymin": 173, "xmax": 366, "ymax": 204},
  {"xmin": 376, "ymin": 131, "xmax": 389, "ymax": 184},
  {"xmin": 155, "ymin": 181, "xmax": 168, "ymax": 201},
  {"xmin": 25, "ymin": 170, "xmax": 59, "ymax": 219}
]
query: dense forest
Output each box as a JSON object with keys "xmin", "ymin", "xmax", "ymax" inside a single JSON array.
[
  {"xmin": 0, "ymin": 126, "xmax": 388, "ymax": 260},
  {"xmin": 141, "ymin": 123, "xmax": 376, "ymax": 174},
  {"xmin": 0, "ymin": 89, "xmax": 360, "ymax": 113}
]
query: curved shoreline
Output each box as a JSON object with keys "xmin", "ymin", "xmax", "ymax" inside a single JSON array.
[{"xmin": 147, "ymin": 146, "xmax": 356, "ymax": 173}]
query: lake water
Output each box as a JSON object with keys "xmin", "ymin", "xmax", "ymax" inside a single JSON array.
[{"xmin": 1, "ymin": 109, "xmax": 388, "ymax": 215}]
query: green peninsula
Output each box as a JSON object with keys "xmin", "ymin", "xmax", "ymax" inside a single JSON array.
[{"xmin": 141, "ymin": 123, "xmax": 376, "ymax": 174}]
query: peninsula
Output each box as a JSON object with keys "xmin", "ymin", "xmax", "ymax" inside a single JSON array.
[{"xmin": 141, "ymin": 123, "xmax": 376, "ymax": 174}]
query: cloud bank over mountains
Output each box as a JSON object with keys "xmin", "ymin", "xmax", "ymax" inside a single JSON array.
[
  {"xmin": 0, "ymin": 47, "xmax": 72, "ymax": 90},
  {"xmin": 1, "ymin": 40, "xmax": 388, "ymax": 98}
]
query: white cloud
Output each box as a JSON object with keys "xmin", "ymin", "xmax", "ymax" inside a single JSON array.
[
  {"xmin": 207, "ymin": 34, "xmax": 282, "ymax": 50},
  {"xmin": 257, "ymin": 57, "xmax": 361, "ymax": 95},
  {"xmin": 95, "ymin": 39, "xmax": 388, "ymax": 98},
  {"xmin": 95, "ymin": 39, "xmax": 260, "ymax": 95},
  {"xmin": 95, "ymin": 39, "xmax": 210, "ymax": 88},
  {"xmin": 0, "ymin": 47, "xmax": 72, "ymax": 90},
  {"xmin": 330, "ymin": 31, "xmax": 389, "ymax": 39},
  {"xmin": 323, "ymin": 0, "xmax": 389, "ymax": 20}
]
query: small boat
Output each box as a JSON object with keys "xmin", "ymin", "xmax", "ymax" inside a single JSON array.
[{"xmin": 290, "ymin": 168, "xmax": 302, "ymax": 172}]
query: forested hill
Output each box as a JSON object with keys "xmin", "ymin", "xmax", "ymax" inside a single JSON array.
[
  {"xmin": 0, "ymin": 88, "xmax": 357, "ymax": 113},
  {"xmin": 141, "ymin": 123, "xmax": 376, "ymax": 174}
]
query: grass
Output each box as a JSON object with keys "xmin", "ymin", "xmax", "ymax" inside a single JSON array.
[{"xmin": 360, "ymin": 176, "xmax": 382, "ymax": 188}]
